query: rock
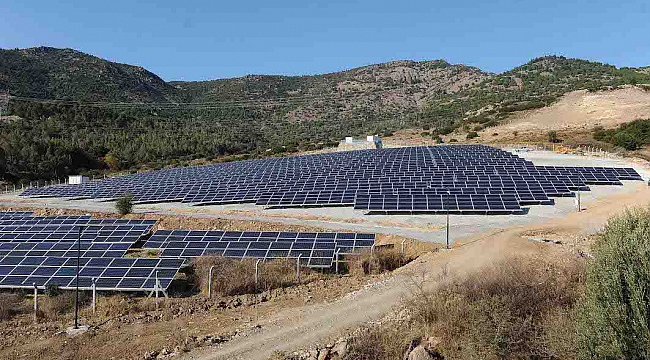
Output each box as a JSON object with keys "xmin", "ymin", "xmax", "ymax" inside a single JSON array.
[
  {"xmin": 424, "ymin": 337, "xmax": 442, "ymax": 354},
  {"xmin": 317, "ymin": 348, "xmax": 330, "ymax": 360},
  {"xmin": 408, "ymin": 345, "xmax": 435, "ymax": 360},
  {"xmin": 332, "ymin": 340, "xmax": 348, "ymax": 357},
  {"xmin": 143, "ymin": 350, "xmax": 159, "ymax": 360}
]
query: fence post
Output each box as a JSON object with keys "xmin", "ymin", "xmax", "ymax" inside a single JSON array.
[
  {"xmin": 335, "ymin": 249, "xmax": 341, "ymax": 274},
  {"xmin": 33, "ymin": 283, "xmax": 38, "ymax": 323},
  {"xmin": 154, "ymin": 271, "xmax": 160, "ymax": 310},
  {"xmin": 296, "ymin": 255, "xmax": 302, "ymax": 284},
  {"xmin": 208, "ymin": 266, "xmax": 215, "ymax": 298},
  {"xmin": 254, "ymin": 259, "xmax": 262, "ymax": 291},
  {"xmin": 92, "ymin": 278, "xmax": 97, "ymax": 315},
  {"xmin": 401, "ymin": 239, "xmax": 407, "ymax": 257}
]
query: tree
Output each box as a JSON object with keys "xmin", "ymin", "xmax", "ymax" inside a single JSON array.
[
  {"xmin": 578, "ymin": 207, "xmax": 650, "ymax": 358},
  {"xmin": 547, "ymin": 130, "xmax": 561, "ymax": 143},
  {"xmin": 104, "ymin": 153, "xmax": 120, "ymax": 170},
  {"xmin": 115, "ymin": 192, "xmax": 134, "ymax": 215}
]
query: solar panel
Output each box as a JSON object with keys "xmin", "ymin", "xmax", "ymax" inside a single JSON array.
[
  {"xmin": 19, "ymin": 145, "xmax": 643, "ymax": 216},
  {"xmin": 0, "ymin": 256, "xmax": 184, "ymax": 291},
  {"xmin": 143, "ymin": 229, "xmax": 375, "ymax": 257}
]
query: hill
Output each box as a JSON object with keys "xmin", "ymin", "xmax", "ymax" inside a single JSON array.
[
  {"xmin": 172, "ymin": 60, "xmax": 488, "ymax": 119},
  {"xmin": 0, "ymin": 48, "xmax": 649, "ymax": 182},
  {"xmin": 421, "ymin": 56, "xmax": 650, "ymax": 134},
  {"xmin": 0, "ymin": 47, "xmax": 179, "ymax": 102}
]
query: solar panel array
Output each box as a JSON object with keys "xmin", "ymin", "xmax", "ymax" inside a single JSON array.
[
  {"xmin": 0, "ymin": 257, "xmax": 184, "ymax": 291},
  {"xmin": 0, "ymin": 212, "xmax": 185, "ymax": 292},
  {"xmin": 143, "ymin": 230, "xmax": 376, "ymax": 268},
  {"xmin": 20, "ymin": 145, "xmax": 643, "ymax": 214}
]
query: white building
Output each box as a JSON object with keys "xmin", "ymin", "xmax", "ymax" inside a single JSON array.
[{"xmin": 68, "ymin": 175, "xmax": 90, "ymax": 185}]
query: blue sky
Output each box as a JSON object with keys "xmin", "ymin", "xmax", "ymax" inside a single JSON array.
[{"xmin": 1, "ymin": 0, "xmax": 648, "ymax": 81}]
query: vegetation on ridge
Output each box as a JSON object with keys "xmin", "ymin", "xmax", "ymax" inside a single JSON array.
[{"xmin": 0, "ymin": 48, "xmax": 649, "ymax": 183}]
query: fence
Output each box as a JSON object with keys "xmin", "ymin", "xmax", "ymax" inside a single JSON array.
[{"xmin": 0, "ymin": 171, "xmax": 132, "ymax": 195}]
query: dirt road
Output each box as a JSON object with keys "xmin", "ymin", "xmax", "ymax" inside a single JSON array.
[{"xmin": 181, "ymin": 184, "xmax": 650, "ymax": 360}]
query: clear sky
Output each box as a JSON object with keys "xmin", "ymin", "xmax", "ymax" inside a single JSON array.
[{"xmin": 1, "ymin": 0, "xmax": 648, "ymax": 81}]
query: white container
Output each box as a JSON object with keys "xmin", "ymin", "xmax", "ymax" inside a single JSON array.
[{"xmin": 68, "ymin": 175, "xmax": 90, "ymax": 185}]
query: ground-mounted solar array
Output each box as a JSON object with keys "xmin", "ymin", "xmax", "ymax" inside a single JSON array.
[
  {"xmin": 143, "ymin": 230, "xmax": 376, "ymax": 268},
  {"xmin": 0, "ymin": 256, "xmax": 184, "ymax": 291},
  {"xmin": 20, "ymin": 145, "xmax": 643, "ymax": 214},
  {"xmin": 0, "ymin": 212, "xmax": 378, "ymax": 292},
  {"xmin": 0, "ymin": 212, "xmax": 184, "ymax": 292}
]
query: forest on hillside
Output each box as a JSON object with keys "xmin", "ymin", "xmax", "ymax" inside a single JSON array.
[{"xmin": 1, "ymin": 51, "xmax": 650, "ymax": 183}]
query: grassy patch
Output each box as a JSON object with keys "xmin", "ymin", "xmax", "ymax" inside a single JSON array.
[
  {"xmin": 190, "ymin": 257, "xmax": 312, "ymax": 297},
  {"xmin": 346, "ymin": 256, "xmax": 585, "ymax": 359}
]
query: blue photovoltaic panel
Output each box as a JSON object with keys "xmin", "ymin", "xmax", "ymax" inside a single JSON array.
[
  {"xmin": 19, "ymin": 146, "xmax": 643, "ymax": 215},
  {"xmin": 0, "ymin": 256, "xmax": 184, "ymax": 291},
  {"xmin": 143, "ymin": 229, "xmax": 375, "ymax": 258}
]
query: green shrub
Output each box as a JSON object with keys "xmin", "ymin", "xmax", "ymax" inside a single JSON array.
[
  {"xmin": 115, "ymin": 192, "xmax": 134, "ymax": 215},
  {"xmin": 438, "ymin": 126, "xmax": 454, "ymax": 136},
  {"xmin": 448, "ymin": 138, "xmax": 458, "ymax": 143},
  {"xmin": 593, "ymin": 119, "xmax": 650, "ymax": 150},
  {"xmin": 548, "ymin": 130, "xmax": 561, "ymax": 143},
  {"xmin": 578, "ymin": 207, "xmax": 650, "ymax": 358},
  {"xmin": 466, "ymin": 131, "xmax": 479, "ymax": 140}
]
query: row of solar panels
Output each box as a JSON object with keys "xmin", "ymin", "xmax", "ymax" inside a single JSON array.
[
  {"xmin": 0, "ymin": 256, "xmax": 184, "ymax": 291},
  {"xmin": 141, "ymin": 230, "xmax": 377, "ymax": 267},
  {"xmin": 0, "ymin": 213, "xmax": 378, "ymax": 291},
  {"xmin": 21, "ymin": 145, "xmax": 639, "ymax": 201}
]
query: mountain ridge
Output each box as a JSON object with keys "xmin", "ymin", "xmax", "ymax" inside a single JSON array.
[{"xmin": 1, "ymin": 47, "xmax": 650, "ymax": 182}]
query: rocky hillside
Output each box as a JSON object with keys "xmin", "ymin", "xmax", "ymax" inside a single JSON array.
[
  {"xmin": 0, "ymin": 47, "xmax": 179, "ymax": 102},
  {"xmin": 1, "ymin": 48, "xmax": 649, "ymax": 182},
  {"xmin": 172, "ymin": 60, "xmax": 488, "ymax": 119},
  {"xmin": 421, "ymin": 56, "xmax": 650, "ymax": 133}
]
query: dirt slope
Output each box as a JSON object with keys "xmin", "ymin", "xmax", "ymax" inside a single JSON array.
[
  {"xmin": 496, "ymin": 86, "xmax": 650, "ymax": 132},
  {"xmin": 183, "ymin": 184, "xmax": 650, "ymax": 360}
]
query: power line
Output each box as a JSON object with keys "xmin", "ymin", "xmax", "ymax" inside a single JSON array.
[{"xmin": 8, "ymin": 91, "xmax": 378, "ymax": 110}]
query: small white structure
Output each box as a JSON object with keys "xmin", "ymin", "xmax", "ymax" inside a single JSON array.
[
  {"xmin": 68, "ymin": 175, "xmax": 89, "ymax": 185},
  {"xmin": 345, "ymin": 137, "xmax": 354, "ymax": 143},
  {"xmin": 366, "ymin": 135, "xmax": 380, "ymax": 143}
]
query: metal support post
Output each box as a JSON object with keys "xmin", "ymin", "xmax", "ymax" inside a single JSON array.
[
  {"xmin": 446, "ymin": 191, "xmax": 450, "ymax": 249},
  {"xmin": 335, "ymin": 249, "xmax": 341, "ymax": 274},
  {"xmin": 33, "ymin": 283, "xmax": 38, "ymax": 323},
  {"xmin": 255, "ymin": 259, "xmax": 262, "ymax": 291},
  {"xmin": 208, "ymin": 265, "xmax": 215, "ymax": 298},
  {"xmin": 577, "ymin": 191, "xmax": 581, "ymax": 212},
  {"xmin": 401, "ymin": 239, "xmax": 407, "ymax": 257},
  {"xmin": 155, "ymin": 271, "xmax": 159, "ymax": 310},
  {"xmin": 92, "ymin": 278, "xmax": 97, "ymax": 315},
  {"xmin": 296, "ymin": 255, "xmax": 302, "ymax": 284},
  {"xmin": 74, "ymin": 226, "xmax": 82, "ymax": 329}
]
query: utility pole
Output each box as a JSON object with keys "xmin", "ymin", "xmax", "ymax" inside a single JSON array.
[
  {"xmin": 446, "ymin": 190, "xmax": 450, "ymax": 249},
  {"xmin": 74, "ymin": 225, "xmax": 84, "ymax": 329}
]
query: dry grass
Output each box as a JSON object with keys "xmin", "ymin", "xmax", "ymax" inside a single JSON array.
[
  {"xmin": 349, "ymin": 248, "xmax": 407, "ymax": 276},
  {"xmin": 39, "ymin": 292, "xmax": 90, "ymax": 321},
  {"xmin": 0, "ymin": 293, "xmax": 25, "ymax": 320},
  {"xmin": 345, "ymin": 255, "xmax": 586, "ymax": 360},
  {"xmin": 190, "ymin": 256, "xmax": 316, "ymax": 297}
]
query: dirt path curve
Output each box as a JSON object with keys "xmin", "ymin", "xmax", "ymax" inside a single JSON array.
[{"xmin": 182, "ymin": 186, "xmax": 650, "ymax": 360}]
